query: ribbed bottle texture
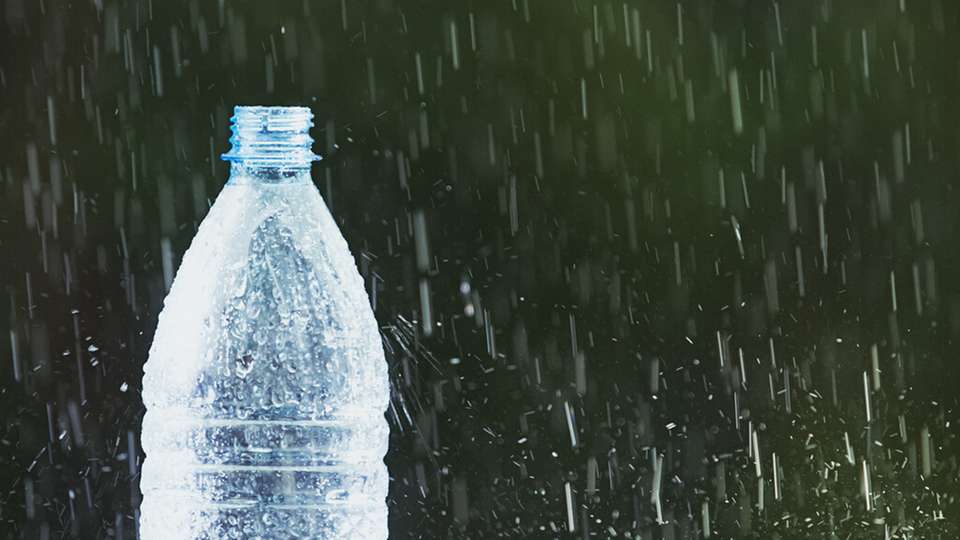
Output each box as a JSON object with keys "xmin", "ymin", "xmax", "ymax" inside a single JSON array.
[{"xmin": 140, "ymin": 106, "xmax": 388, "ymax": 539}]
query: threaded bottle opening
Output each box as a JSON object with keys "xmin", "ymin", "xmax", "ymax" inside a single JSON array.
[{"xmin": 221, "ymin": 105, "xmax": 321, "ymax": 167}]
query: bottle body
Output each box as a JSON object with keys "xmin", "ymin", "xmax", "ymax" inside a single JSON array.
[{"xmin": 140, "ymin": 108, "xmax": 388, "ymax": 539}]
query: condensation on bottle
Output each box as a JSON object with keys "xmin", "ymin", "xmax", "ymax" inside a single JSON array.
[{"xmin": 140, "ymin": 106, "xmax": 389, "ymax": 540}]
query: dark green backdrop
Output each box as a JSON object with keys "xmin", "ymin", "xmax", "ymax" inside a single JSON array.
[{"xmin": 1, "ymin": 0, "xmax": 959, "ymax": 538}]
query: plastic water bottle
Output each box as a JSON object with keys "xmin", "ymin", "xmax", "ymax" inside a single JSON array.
[{"xmin": 140, "ymin": 106, "xmax": 389, "ymax": 539}]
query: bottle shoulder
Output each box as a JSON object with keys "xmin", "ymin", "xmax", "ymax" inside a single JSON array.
[
  {"xmin": 143, "ymin": 182, "xmax": 386, "ymax": 410},
  {"xmin": 155, "ymin": 181, "xmax": 372, "ymax": 323}
]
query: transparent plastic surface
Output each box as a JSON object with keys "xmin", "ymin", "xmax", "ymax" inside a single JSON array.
[{"xmin": 140, "ymin": 107, "xmax": 388, "ymax": 540}]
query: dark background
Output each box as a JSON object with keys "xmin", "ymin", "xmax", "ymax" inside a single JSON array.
[{"xmin": 2, "ymin": 0, "xmax": 960, "ymax": 538}]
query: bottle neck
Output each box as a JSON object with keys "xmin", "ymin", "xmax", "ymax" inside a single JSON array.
[
  {"xmin": 221, "ymin": 105, "xmax": 321, "ymax": 183},
  {"xmin": 227, "ymin": 162, "xmax": 313, "ymax": 185}
]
